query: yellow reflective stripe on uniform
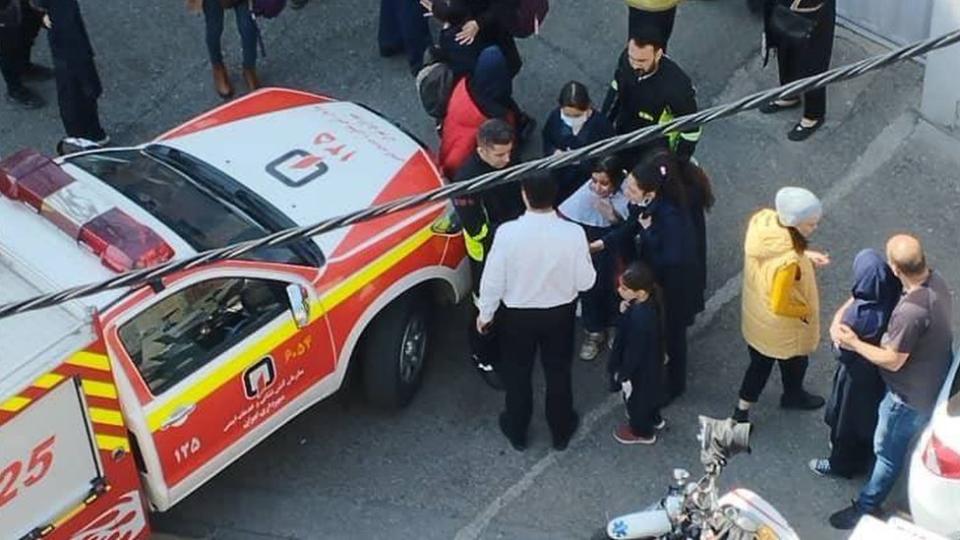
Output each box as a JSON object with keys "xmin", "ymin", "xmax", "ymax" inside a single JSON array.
[
  {"xmin": 463, "ymin": 223, "xmax": 489, "ymax": 262},
  {"xmin": 0, "ymin": 396, "xmax": 31, "ymax": 412},
  {"xmin": 145, "ymin": 225, "xmax": 437, "ymax": 433},
  {"xmin": 679, "ymin": 129, "xmax": 702, "ymax": 142},
  {"xmin": 65, "ymin": 351, "xmax": 111, "ymax": 371},
  {"xmin": 33, "ymin": 373, "xmax": 65, "ymax": 389}
]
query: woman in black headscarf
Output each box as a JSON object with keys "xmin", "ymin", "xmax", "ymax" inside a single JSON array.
[{"xmin": 811, "ymin": 248, "xmax": 901, "ymax": 478}]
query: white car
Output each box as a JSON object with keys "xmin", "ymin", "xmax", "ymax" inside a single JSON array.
[{"xmin": 908, "ymin": 351, "xmax": 960, "ymax": 538}]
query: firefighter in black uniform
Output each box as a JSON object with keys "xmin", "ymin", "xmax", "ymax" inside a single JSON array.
[
  {"xmin": 601, "ymin": 25, "xmax": 701, "ymax": 170},
  {"xmin": 451, "ymin": 118, "xmax": 523, "ymax": 390}
]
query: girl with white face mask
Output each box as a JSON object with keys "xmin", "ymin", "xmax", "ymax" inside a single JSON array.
[{"xmin": 542, "ymin": 80, "xmax": 615, "ymax": 202}]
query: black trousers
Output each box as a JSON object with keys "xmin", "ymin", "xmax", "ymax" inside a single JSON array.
[
  {"xmin": 497, "ymin": 303, "xmax": 577, "ymax": 443},
  {"xmin": 54, "ymin": 58, "xmax": 106, "ymax": 141},
  {"xmin": 626, "ymin": 6, "xmax": 676, "ymax": 48},
  {"xmin": 0, "ymin": 1, "xmax": 41, "ymax": 91},
  {"xmin": 378, "ymin": 0, "xmax": 432, "ymax": 71},
  {"xmin": 775, "ymin": 2, "xmax": 836, "ymax": 120},
  {"xmin": 626, "ymin": 385, "xmax": 662, "ymax": 438},
  {"xmin": 738, "ymin": 346, "xmax": 809, "ymax": 403}
]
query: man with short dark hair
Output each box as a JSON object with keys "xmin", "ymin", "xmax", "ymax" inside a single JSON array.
[
  {"xmin": 476, "ymin": 174, "xmax": 596, "ymax": 452},
  {"xmin": 601, "ymin": 25, "xmax": 700, "ymax": 168},
  {"xmin": 452, "ymin": 118, "xmax": 522, "ymax": 389},
  {"xmin": 0, "ymin": 0, "xmax": 47, "ymax": 108},
  {"xmin": 829, "ymin": 234, "xmax": 954, "ymax": 529}
]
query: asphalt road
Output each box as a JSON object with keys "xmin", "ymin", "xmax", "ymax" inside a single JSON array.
[{"xmin": 3, "ymin": 1, "xmax": 960, "ymax": 539}]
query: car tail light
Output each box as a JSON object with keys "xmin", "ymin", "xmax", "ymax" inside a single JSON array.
[
  {"xmin": 1, "ymin": 148, "xmax": 175, "ymax": 272},
  {"xmin": 923, "ymin": 432, "xmax": 960, "ymax": 479}
]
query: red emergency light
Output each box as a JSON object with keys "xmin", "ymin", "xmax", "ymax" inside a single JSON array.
[{"xmin": 0, "ymin": 149, "xmax": 175, "ymax": 272}]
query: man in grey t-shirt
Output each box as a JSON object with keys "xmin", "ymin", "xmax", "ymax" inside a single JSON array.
[{"xmin": 829, "ymin": 234, "xmax": 953, "ymax": 529}]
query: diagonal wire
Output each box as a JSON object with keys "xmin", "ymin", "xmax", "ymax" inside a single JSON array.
[{"xmin": 1, "ymin": 28, "xmax": 959, "ymax": 320}]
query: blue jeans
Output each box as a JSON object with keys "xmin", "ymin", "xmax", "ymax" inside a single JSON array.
[
  {"xmin": 203, "ymin": 0, "xmax": 258, "ymax": 69},
  {"xmin": 856, "ymin": 392, "xmax": 931, "ymax": 511}
]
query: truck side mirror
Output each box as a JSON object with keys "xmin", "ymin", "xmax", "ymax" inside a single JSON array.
[{"xmin": 285, "ymin": 284, "xmax": 310, "ymax": 328}]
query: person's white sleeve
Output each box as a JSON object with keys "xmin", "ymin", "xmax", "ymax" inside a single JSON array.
[
  {"xmin": 477, "ymin": 232, "xmax": 508, "ymax": 323},
  {"xmin": 575, "ymin": 229, "xmax": 597, "ymax": 292}
]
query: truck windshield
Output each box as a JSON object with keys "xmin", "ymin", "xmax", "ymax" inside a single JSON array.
[{"xmin": 67, "ymin": 148, "xmax": 322, "ymax": 266}]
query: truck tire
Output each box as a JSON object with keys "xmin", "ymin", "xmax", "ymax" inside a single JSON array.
[{"xmin": 360, "ymin": 292, "xmax": 430, "ymax": 408}]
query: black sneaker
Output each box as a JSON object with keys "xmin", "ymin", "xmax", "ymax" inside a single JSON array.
[
  {"xmin": 731, "ymin": 407, "xmax": 749, "ymax": 423},
  {"xmin": 498, "ymin": 413, "xmax": 526, "ymax": 452},
  {"xmin": 6, "ymin": 86, "xmax": 43, "ymax": 109},
  {"xmin": 829, "ymin": 500, "xmax": 872, "ymax": 530},
  {"xmin": 808, "ymin": 458, "xmax": 850, "ymax": 479},
  {"xmin": 553, "ymin": 412, "xmax": 580, "ymax": 451},
  {"xmin": 780, "ymin": 391, "xmax": 825, "ymax": 410}
]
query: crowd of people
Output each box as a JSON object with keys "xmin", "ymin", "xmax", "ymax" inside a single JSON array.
[{"xmin": 2, "ymin": 0, "xmax": 954, "ymax": 532}]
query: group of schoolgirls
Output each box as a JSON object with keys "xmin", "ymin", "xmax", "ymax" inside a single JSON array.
[{"xmin": 546, "ymin": 80, "xmax": 714, "ymax": 445}]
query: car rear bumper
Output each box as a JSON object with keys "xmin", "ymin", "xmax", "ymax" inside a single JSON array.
[{"xmin": 909, "ymin": 431, "xmax": 960, "ymax": 539}]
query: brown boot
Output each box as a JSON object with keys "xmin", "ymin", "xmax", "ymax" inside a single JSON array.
[
  {"xmin": 243, "ymin": 67, "xmax": 260, "ymax": 92},
  {"xmin": 212, "ymin": 63, "xmax": 233, "ymax": 99}
]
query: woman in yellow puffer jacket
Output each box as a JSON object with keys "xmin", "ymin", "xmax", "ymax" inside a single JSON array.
[
  {"xmin": 624, "ymin": 0, "xmax": 682, "ymax": 47},
  {"xmin": 732, "ymin": 187, "xmax": 831, "ymax": 423}
]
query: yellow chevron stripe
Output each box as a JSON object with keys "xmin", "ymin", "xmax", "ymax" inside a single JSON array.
[
  {"xmin": 65, "ymin": 351, "xmax": 111, "ymax": 371},
  {"xmin": 33, "ymin": 373, "xmax": 65, "ymax": 389},
  {"xmin": 90, "ymin": 407, "xmax": 124, "ymax": 427},
  {"xmin": 0, "ymin": 396, "xmax": 31, "ymax": 412},
  {"xmin": 95, "ymin": 433, "xmax": 130, "ymax": 453},
  {"xmin": 145, "ymin": 225, "xmax": 436, "ymax": 432},
  {"xmin": 82, "ymin": 379, "xmax": 117, "ymax": 399}
]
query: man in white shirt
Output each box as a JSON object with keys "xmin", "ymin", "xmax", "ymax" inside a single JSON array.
[{"xmin": 477, "ymin": 174, "xmax": 597, "ymax": 451}]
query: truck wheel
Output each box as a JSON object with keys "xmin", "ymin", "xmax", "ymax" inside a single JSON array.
[{"xmin": 361, "ymin": 292, "xmax": 430, "ymax": 408}]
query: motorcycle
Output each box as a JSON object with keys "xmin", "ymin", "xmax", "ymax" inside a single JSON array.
[{"xmin": 593, "ymin": 416, "xmax": 799, "ymax": 540}]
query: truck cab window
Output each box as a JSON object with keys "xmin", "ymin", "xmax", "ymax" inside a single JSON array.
[{"xmin": 118, "ymin": 277, "xmax": 287, "ymax": 395}]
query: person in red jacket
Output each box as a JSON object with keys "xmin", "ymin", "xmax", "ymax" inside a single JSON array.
[{"xmin": 439, "ymin": 45, "xmax": 516, "ymax": 178}]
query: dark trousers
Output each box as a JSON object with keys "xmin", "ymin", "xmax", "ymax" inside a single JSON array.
[
  {"xmin": 665, "ymin": 310, "xmax": 687, "ymax": 397},
  {"xmin": 378, "ymin": 0, "xmax": 432, "ymax": 71},
  {"xmin": 54, "ymin": 59, "xmax": 105, "ymax": 141},
  {"xmin": 775, "ymin": 2, "xmax": 835, "ymax": 119},
  {"xmin": 626, "ymin": 386, "xmax": 662, "ymax": 438},
  {"xmin": 627, "ymin": 6, "xmax": 677, "ymax": 48},
  {"xmin": 738, "ymin": 346, "xmax": 809, "ymax": 403},
  {"xmin": 0, "ymin": 1, "xmax": 41, "ymax": 91},
  {"xmin": 580, "ymin": 224, "xmax": 617, "ymax": 333},
  {"xmin": 497, "ymin": 303, "xmax": 577, "ymax": 443},
  {"xmin": 203, "ymin": 0, "xmax": 258, "ymax": 69}
]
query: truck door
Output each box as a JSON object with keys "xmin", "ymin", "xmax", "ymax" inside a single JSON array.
[{"xmin": 104, "ymin": 270, "xmax": 335, "ymax": 509}]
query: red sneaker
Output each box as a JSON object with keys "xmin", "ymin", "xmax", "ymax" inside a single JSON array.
[{"xmin": 613, "ymin": 424, "xmax": 657, "ymax": 445}]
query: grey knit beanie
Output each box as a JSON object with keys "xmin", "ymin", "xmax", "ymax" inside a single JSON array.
[{"xmin": 775, "ymin": 187, "xmax": 822, "ymax": 227}]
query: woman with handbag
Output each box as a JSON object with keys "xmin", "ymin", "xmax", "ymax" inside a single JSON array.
[
  {"xmin": 624, "ymin": 0, "xmax": 681, "ymax": 48},
  {"xmin": 760, "ymin": 0, "xmax": 836, "ymax": 141},
  {"xmin": 188, "ymin": 0, "xmax": 259, "ymax": 99}
]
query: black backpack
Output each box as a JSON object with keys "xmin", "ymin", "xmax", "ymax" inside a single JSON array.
[{"xmin": 415, "ymin": 48, "xmax": 456, "ymax": 120}]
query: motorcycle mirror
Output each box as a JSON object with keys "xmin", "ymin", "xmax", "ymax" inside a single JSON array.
[
  {"xmin": 672, "ymin": 468, "xmax": 690, "ymax": 483},
  {"xmin": 698, "ymin": 415, "xmax": 752, "ymax": 466}
]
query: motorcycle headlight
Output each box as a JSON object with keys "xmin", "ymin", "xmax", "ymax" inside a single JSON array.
[{"xmin": 755, "ymin": 524, "xmax": 780, "ymax": 540}]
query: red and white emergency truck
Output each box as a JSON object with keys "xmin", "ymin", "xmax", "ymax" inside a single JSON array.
[{"xmin": 0, "ymin": 88, "xmax": 469, "ymax": 539}]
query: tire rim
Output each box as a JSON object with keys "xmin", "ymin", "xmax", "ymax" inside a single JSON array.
[{"xmin": 398, "ymin": 313, "xmax": 427, "ymax": 384}]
